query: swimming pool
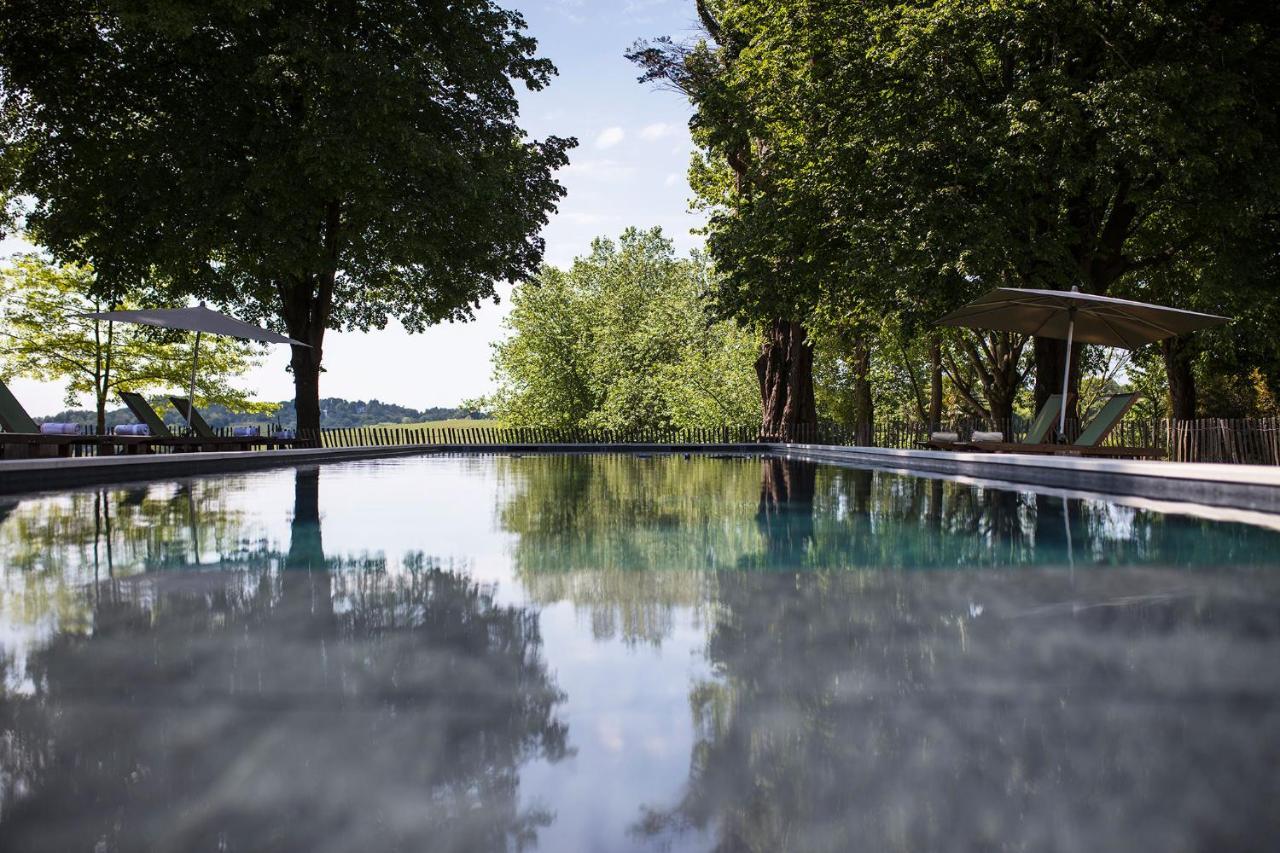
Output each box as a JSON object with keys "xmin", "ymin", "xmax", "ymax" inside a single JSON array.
[{"xmin": 1, "ymin": 453, "xmax": 1278, "ymax": 851}]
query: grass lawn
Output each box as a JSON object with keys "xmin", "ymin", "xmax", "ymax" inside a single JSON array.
[{"xmin": 366, "ymin": 418, "xmax": 502, "ymax": 431}]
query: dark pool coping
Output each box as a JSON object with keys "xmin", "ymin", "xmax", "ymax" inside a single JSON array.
[
  {"xmin": 3, "ymin": 441, "xmax": 1280, "ymax": 513},
  {"xmin": 777, "ymin": 443, "xmax": 1280, "ymax": 514}
]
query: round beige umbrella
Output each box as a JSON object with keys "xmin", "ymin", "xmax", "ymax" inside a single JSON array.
[
  {"xmin": 81, "ymin": 303, "xmax": 307, "ymax": 431},
  {"xmin": 938, "ymin": 286, "xmax": 1230, "ymax": 434}
]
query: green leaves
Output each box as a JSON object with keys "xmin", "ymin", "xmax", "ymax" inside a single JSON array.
[
  {"xmin": 488, "ymin": 228, "xmax": 759, "ymax": 431},
  {"xmin": 0, "ymin": 255, "xmax": 271, "ymax": 424},
  {"xmin": 0, "ymin": 0, "xmax": 575, "ymax": 428}
]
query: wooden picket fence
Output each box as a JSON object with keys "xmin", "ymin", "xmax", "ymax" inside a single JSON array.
[
  {"xmin": 298, "ymin": 416, "xmax": 1280, "ymax": 466},
  {"xmin": 300, "ymin": 425, "xmax": 761, "ymax": 449}
]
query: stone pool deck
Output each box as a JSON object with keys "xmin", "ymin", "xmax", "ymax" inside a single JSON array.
[{"xmin": 2, "ymin": 441, "xmax": 1279, "ymax": 513}]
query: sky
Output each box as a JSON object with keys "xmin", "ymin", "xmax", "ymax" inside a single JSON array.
[{"xmin": 4, "ymin": 0, "xmax": 708, "ymax": 417}]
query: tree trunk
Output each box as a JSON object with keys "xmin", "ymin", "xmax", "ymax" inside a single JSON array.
[
  {"xmin": 756, "ymin": 319, "xmax": 816, "ymax": 441},
  {"xmin": 280, "ymin": 202, "xmax": 340, "ymax": 435},
  {"xmin": 1162, "ymin": 335, "xmax": 1197, "ymax": 419},
  {"xmin": 1034, "ymin": 337, "xmax": 1082, "ymax": 427},
  {"xmin": 96, "ymin": 393, "xmax": 108, "ymax": 435},
  {"xmin": 928, "ymin": 335, "xmax": 943, "ymax": 428},
  {"xmin": 287, "ymin": 467, "xmax": 325, "ymax": 569},
  {"xmin": 290, "ymin": 344, "xmax": 323, "ymax": 434},
  {"xmin": 757, "ymin": 457, "xmax": 816, "ymax": 563},
  {"xmin": 851, "ymin": 338, "xmax": 874, "ymax": 444}
]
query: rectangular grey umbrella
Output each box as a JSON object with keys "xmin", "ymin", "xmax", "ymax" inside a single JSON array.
[
  {"xmin": 938, "ymin": 286, "xmax": 1230, "ymax": 435},
  {"xmin": 81, "ymin": 303, "xmax": 307, "ymax": 431}
]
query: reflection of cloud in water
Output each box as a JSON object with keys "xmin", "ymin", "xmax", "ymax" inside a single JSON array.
[
  {"xmin": 0, "ymin": 564, "xmax": 570, "ymax": 852},
  {"xmin": 637, "ymin": 568, "xmax": 1280, "ymax": 852},
  {"xmin": 0, "ymin": 469, "xmax": 570, "ymax": 852},
  {"xmin": 3, "ymin": 455, "xmax": 1280, "ymax": 850}
]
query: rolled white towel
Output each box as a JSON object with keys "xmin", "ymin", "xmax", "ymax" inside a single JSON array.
[
  {"xmin": 232, "ymin": 426, "xmax": 259, "ymax": 438},
  {"xmin": 39, "ymin": 422, "xmax": 79, "ymax": 435},
  {"xmin": 114, "ymin": 424, "xmax": 150, "ymax": 436},
  {"xmin": 971, "ymin": 431, "xmax": 1004, "ymax": 443},
  {"xmin": 930, "ymin": 431, "xmax": 960, "ymax": 443}
]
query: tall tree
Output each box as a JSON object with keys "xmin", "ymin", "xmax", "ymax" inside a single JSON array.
[
  {"xmin": 634, "ymin": 0, "xmax": 1280, "ymax": 428},
  {"xmin": 0, "ymin": 0, "xmax": 573, "ymax": 432},
  {"xmin": 488, "ymin": 227, "xmax": 759, "ymax": 431},
  {"xmin": 0, "ymin": 256, "xmax": 269, "ymax": 431},
  {"xmin": 629, "ymin": 1, "xmax": 822, "ymax": 440}
]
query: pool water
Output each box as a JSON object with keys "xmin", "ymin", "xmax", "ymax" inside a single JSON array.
[{"xmin": 1, "ymin": 454, "xmax": 1279, "ymax": 852}]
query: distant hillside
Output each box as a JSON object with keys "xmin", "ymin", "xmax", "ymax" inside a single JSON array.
[{"xmin": 39, "ymin": 397, "xmax": 488, "ymax": 430}]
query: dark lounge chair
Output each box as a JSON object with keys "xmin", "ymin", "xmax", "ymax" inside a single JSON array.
[
  {"xmin": 169, "ymin": 397, "xmax": 219, "ymax": 439},
  {"xmin": 0, "ymin": 379, "xmax": 81, "ymax": 458},
  {"xmin": 120, "ymin": 391, "xmax": 175, "ymax": 438}
]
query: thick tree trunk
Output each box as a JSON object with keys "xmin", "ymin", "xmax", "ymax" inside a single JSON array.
[
  {"xmin": 290, "ymin": 344, "xmax": 324, "ymax": 434},
  {"xmin": 851, "ymin": 338, "xmax": 874, "ymax": 444},
  {"xmin": 756, "ymin": 319, "xmax": 816, "ymax": 441},
  {"xmin": 757, "ymin": 457, "xmax": 817, "ymax": 563},
  {"xmin": 1162, "ymin": 336, "xmax": 1197, "ymax": 419},
  {"xmin": 281, "ymin": 202, "xmax": 340, "ymax": 436},
  {"xmin": 1033, "ymin": 337, "xmax": 1082, "ymax": 428},
  {"xmin": 929, "ymin": 335, "xmax": 943, "ymax": 428},
  {"xmin": 987, "ymin": 383, "xmax": 1017, "ymax": 423},
  {"xmin": 287, "ymin": 467, "xmax": 325, "ymax": 569}
]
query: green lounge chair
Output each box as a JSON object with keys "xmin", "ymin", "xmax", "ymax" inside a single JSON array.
[
  {"xmin": 1020, "ymin": 393, "xmax": 1069, "ymax": 445},
  {"xmin": 960, "ymin": 393, "xmax": 1161, "ymax": 459},
  {"xmin": 927, "ymin": 394, "xmax": 1068, "ymax": 450},
  {"xmin": 1073, "ymin": 392, "xmax": 1139, "ymax": 448},
  {"xmin": 119, "ymin": 392, "xmax": 175, "ymax": 438}
]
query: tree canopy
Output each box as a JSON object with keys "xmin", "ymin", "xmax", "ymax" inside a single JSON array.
[
  {"xmin": 487, "ymin": 227, "xmax": 759, "ymax": 431},
  {"xmin": 0, "ymin": 0, "xmax": 574, "ymax": 431},
  {"xmin": 632, "ymin": 0, "xmax": 1280, "ymax": 426},
  {"xmin": 0, "ymin": 256, "xmax": 269, "ymax": 431}
]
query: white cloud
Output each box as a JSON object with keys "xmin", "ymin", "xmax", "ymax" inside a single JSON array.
[
  {"xmin": 641, "ymin": 122, "xmax": 676, "ymax": 141},
  {"xmin": 562, "ymin": 159, "xmax": 635, "ymax": 183},
  {"xmin": 595, "ymin": 126, "xmax": 625, "ymax": 149},
  {"xmin": 664, "ymin": 172, "xmax": 682, "ymax": 187}
]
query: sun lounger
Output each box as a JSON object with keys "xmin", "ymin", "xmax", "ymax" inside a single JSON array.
[
  {"xmin": 119, "ymin": 392, "xmax": 175, "ymax": 438},
  {"xmin": 951, "ymin": 394, "xmax": 1161, "ymax": 458},
  {"xmin": 0, "ymin": 379, "xmax": 77, "ymax": 458},
  {"xmin": 0, "ymin": 378, "xmax": 41, "ymax": 434},
  {"xmin": 926, "ymin": 394, "xmax": 1069, "ymax": 451},
  {"xmin": 167, "ymin": 398, "xmax": 304, "ymax": 451},
  {"xmin": 169, "ymin": 397, "xmax": 219, "ymax": 438}
]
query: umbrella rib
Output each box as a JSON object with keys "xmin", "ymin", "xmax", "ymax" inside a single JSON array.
[
  {"xmin": 1089, "ymin": 310, "xmax": 1139, "ymax": 349},
  {"xmin": 1090, "ymin": 305, "xmax": 1179, "ymax": 339}
]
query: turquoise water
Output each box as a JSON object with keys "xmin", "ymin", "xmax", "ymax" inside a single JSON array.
[{"xmin": 1, "ymin": 454, "xmax": 1279, "ymax": 851}]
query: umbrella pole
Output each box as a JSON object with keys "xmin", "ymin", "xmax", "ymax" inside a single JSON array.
[
  {"xmin": 187, "ymin": 330, "xmax": 201, "ymax": 432},
  {"xmin": 1058, "ymin": 311, "xmax": 1075, "ymax": 438}
]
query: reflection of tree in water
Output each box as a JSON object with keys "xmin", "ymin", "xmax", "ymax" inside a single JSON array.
[
  {"xmin": 637, "ymin": 568, "xmax": 1280, "ymax": 852},
  {"xmin": 754, "ymin": 457, "xmax": 817, "ymax": 565},
  {"xmin": 0, "ymin": 469, "xmax": 569, "ymax": 852},
  {"xmin": 0, "ymin": 477, "xmax": 257, "ymax": 578},
  {"xmin": 498, "ymin": 455, "xmax": 1280, "ymax": 649},
  {"xmin": 498, "ymin": 454, "xmax": 764, "ymax": 645}
]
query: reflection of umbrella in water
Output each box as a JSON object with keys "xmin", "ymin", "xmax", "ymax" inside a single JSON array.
[
  {"xmin": 939, "ymin": 286, "xmax": 1230, "ymax": 435},
  {"xmin": 82, "ymin": 303, "xmax": 307, "ymax": 431}
]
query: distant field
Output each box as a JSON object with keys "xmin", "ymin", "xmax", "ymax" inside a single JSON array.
[{"xmin": 366, "ymin": 418, "xmax": 501, "ymax": 431}]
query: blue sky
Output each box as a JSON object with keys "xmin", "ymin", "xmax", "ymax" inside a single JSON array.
[{"xmin": 5, "ymin": 0, "xmax": 707, "ymax": 416}]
